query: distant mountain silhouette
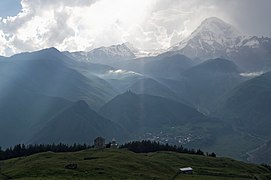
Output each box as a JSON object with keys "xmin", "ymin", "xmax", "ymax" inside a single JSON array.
[
  {"xmin": 129, "ymin": 78, "xmax": 184, "ymax": 103},
  {"xmin": 216, "ymin": 70, "xmax": 271, "ymax": 137},
  {"xmin": 0, "ymin": 47, "xmax": 116, "ymax": 110},
  {"xmin": 142, "ymin": 54, "xmax": 194, "ymax": 78},
  {"xmin": 99, "ymin": 91, "xmax": 206, "ymax": 133},
  {"xmin": 161, "ymin": 58, "xmax": 245, "ymax": 114},
  {"xmin": 31, "ymin": 100, "xmax": 128, "ymax": 144},
  {"xmin": 0, "ymin": 89, "xmax": 72, "ymax": 148}
]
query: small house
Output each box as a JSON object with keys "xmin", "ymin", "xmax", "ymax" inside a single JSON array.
[
  {"xmin": 94, "ymin": 137, "xmax": 105, "ymax": 149},
  {"xmin": 180, "ymin": 167, "xmax": 193, "ymax": 174}
]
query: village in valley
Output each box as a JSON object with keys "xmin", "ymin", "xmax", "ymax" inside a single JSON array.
[{"xmin": 137, "ymin": 130, "xmax": 203, "ymax": 146}]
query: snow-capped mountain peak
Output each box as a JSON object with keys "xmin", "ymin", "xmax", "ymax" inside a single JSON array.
[
  {"xmin": 170, "ymin": 17, "xmax": 241, "ymax": 52},
  {"xmin": 93, "ymin": 43, "xmax": 135, "ymax": 58},
  {"xmin": 123, "ymin": 42, "xmax": 139, "ymax": 53},
  {"xmin": 63, "ymin": 43, "xmax": 136, "ymax": 64},
  {"xmin": 191, "ymin": 17, "xmax": 240, "ymax": 39},
  {"xmin": 123, "ymin": 42, "xmax": 166, "ymax": 58},
  {"xmin": 168, "ymin": 17, "xmax": 271, "ymax": 71}
]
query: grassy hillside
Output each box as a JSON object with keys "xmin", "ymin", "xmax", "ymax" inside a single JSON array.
[{"xmin": 0, "ymin": 149, "xmax": 270, "ymax": 179}]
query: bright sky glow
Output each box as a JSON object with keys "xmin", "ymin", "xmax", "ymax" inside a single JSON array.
[{"xmin": 0, "ymin": 0, "xmax": 270, "ymax": 56}]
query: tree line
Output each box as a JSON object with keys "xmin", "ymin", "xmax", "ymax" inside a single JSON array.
[
  {"xmin": 0, "ymin": 143, "xmax": 91, "ymax": 160},
  {"xmin": 0, "ymin": 140, "xmax": 216, "ymax": 160},
  {"xmin": 119, "ymin": 140, "xmax": 216, "ymax": 157}
]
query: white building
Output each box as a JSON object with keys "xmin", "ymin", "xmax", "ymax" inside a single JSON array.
[{"xmin": 180, "ymin": 167, "xmax": 193, "ymax": 174}]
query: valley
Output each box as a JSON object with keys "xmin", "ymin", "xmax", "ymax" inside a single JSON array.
[
  {"xmin": 0, "ymin": 1, "xmax": 271, "ymax": 179},
  {"xmin": 0, "ymin": 16, "xmax": 271, "ymax": 167}
]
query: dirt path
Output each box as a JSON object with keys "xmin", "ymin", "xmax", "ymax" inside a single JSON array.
[{"xmin": 246, "ymin": 143, "xmax": 268, "ymax": 163}]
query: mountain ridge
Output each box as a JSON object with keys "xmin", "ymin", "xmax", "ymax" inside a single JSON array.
[
  {"xmin": 167, "ymin": 17, "xmax": 271, "ymax": 71},
  {"xmin": 64, "ymin": 43, "xmax": 136, "ymax": 65},
  {"xmin": 99, "ymin": 91, "xmax": 206, "ymax": 133},
  {"xmin": 31, "ymin": 100, "xmax": 128, "ymax": 144}
]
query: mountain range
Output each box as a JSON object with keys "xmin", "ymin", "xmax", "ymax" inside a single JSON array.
[
  {"xmin": 0, "ymin": 16, "xmax": 271, "ymax": 163},
  {"xmin": 64, "ymin": 17, "xmax": 271, "ymax": 73},
  {"xmin": 99, "ymin": 91, "xmax": 206, "ymax": 133},
  {"xmin": 0, "ymin": 47, "xmax": 116, "ymax": 110},
  {"xmin": 216, "ymin": 70, "xmax": 271, "ymax": 137},
  {"xmin": 169, "ymin": 17, "xmax": 271, "ymax": 71},
  {"xmin": 64, "ymin": 43, "xmax": 136, "ymax": 66},
  {"xmin": 31, "ymin": 100, "xmax": 128, "ymax": 144}
]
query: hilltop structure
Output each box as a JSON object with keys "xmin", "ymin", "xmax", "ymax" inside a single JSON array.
[
  {"xmin": 110, "ymin": 138, "xmax": 118, "ymax": 148},
  {"xmin": 94, "ymin": 137, "xmax": 105, "ymax": 149}
]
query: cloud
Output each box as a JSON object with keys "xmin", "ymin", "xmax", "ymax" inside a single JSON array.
[
  {"xmin": 0, "ymin": 0, "xmax": 99, "ymax": 55},
  {"xmin": 100, "ymin": 69, "xmax": 142, "ymax": 79},
  {"xmin": 0, "ymin": 0, "xmax": 270, "ymax": 56},
  {"xmin": 240, "ymin": 71, "xmax": 264, "ymax": 77}
]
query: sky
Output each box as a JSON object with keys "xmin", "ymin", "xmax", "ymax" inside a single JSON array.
[
  {"xmin": 0, "ymin": 0, "xmax": 22, "ymax": 17},
  {"xmin": 0, "ymin": 0, "xmax": 270, "ymax": 56}
]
